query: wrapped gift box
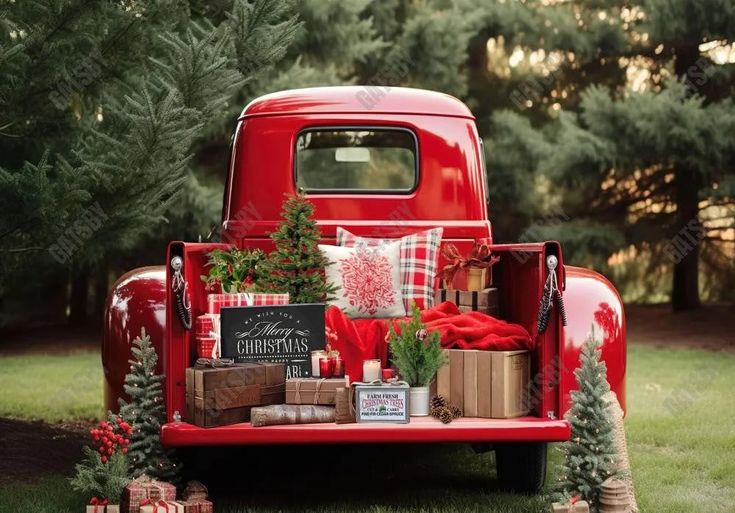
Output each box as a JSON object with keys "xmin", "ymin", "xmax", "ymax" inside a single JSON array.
[
  {"xmin": 121, "ymin": 476, "xmax": 176, "ymax": 513},
  {"xmin": 207, "ymin": 292, "xmax": 289, "ymax": 314},
  {"xmin": 140, "ymin": 500, "xmax": 185, "ymax": 513},
  {"xmin": 185, "ymin": 361, "xmax": 285, "ymax": 427},
  {"xmin": 86, "ymin": 499, "xmax": 115, "ymax": 513},
  {"xmin": 434, "ymin": 287, "xmax": 499, "ymax": 316},
  {"xmin": 194, "ymin": 313, "xmax": 218, "ymax": 337},
  {"xmin": 286, "ymin": 377, "xmax": 349, "ymax": 405},
  {"xmin": 551, "ymin": 499, "xmax": 590, "ymax": 513},
  {"xmin": 195, "ymin": 336, "xmax": 218, "ymax": 359},
  {"xmin": 436, "ymin": 349, "xmax": 530, "ymax": 418},
  {"xmin": 182, "ymin": 500, "xmax": 213, "ymax": 513}
]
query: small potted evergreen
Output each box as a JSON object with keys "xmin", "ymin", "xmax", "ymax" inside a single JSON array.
[{"xmin": 388, "ymin": 305, "xmax": 448, "ymax": 416}]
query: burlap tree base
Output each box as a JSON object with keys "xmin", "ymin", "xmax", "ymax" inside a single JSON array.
[{"xmin": 603, "ymin": 391, "xmax": 638, "ymax": 513}]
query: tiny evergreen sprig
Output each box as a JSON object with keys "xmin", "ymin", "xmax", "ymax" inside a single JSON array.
[
  {"xmin": 118, "ymin": 328, "xmax": 181, "ymax": 484},
  {"xmin": 388, "ymin": 304, "xmax": 448, "ymax": 387},
  {"xmin": 259, "ymin": 193, "xmax": 337, "ymax": 303},
  {"xmin": 201, "ymin": 247, "xmax": 266, "ymax": 293},
  {"xmin": 556, "ymin": 326, "xmax": 618, "ymax": 510}
]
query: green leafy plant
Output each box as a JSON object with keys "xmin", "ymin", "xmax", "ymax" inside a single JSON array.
[
  {"xmin": 70, "ymin": 414, "xmax": 132, "ymax": 503},
  {"xmin": 388, "ymin": 304, "xmax": 448, "ymax": 387},
  {"xmin": 258, "ymin": 194, "xmax": 337, "ymax": 303},
  {"xmin": 201, "ymin": 247, "xmax": 266, "ymax": 293},
  {"xmin": 556, "ymin": 327, "xmax": 618, "ymax": 509}
]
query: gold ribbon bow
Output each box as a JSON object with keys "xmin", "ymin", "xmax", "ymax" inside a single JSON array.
[{"xmin": 441, "ymin": 243, "xmax": 499, "ymax": 285}]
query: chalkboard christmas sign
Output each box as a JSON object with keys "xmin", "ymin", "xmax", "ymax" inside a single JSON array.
[{"xmin": 220, "ymin": 304, "xmax": 326, "ymax": 380}]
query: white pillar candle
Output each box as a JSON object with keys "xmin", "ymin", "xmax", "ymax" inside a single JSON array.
[
  {"xmin": 363, "ymin": 359, "xmax": 381, "ymax": 382},
  {"xmin": 311, "ymin": 350, "xmax": 326, "ymax": 377}
]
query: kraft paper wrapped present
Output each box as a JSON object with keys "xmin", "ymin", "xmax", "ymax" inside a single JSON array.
[
  {"xmin": 551, "ymin": 497, "xmax": 590, "ymax": 513},
  {"xmin": 87, "ymin": 497, "xmax": 112, "ymax": 513},
  {"xmin": 207, "ymin": 292, "xmax": 289, "ymax": 314},
  {"xmin": 286, "ymin": 377, "xmax": 349, "ymax": 405}
]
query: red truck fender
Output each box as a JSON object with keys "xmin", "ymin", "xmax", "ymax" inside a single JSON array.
[
  {"xmin": 102, "ymin": 266, "xmax": 166, "ymax": 413},
  {"xmin": 560, "ymin": 265, "xmax": 627, "ymax": 416}
]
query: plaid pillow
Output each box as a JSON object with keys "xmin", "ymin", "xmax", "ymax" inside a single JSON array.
[{"xmin": 336, "ymin": 227, "xmax": 443, "ymax": 311}]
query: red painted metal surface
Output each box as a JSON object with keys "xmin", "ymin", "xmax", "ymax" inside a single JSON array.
[
  {"xmin": 102, "ymin": 266, "xmax": 167, "ymax": 412},
  {"xmin": 224, "ymin": 90, "xmax": 490, "ymax": 244},
  {"xmin": 560, "ymin": 266, "xmax": 627, "ymax": 415},
  {"xmin": 241, "ymin": 86, "xmax": 474, "ymax": 119},
  {"xmin": 161, "ymin": 417, "xmax": 570, "ymax": 447},
  {"xmin": 102, "ymin": 86, "xmax": 627, "ymax": 444}
]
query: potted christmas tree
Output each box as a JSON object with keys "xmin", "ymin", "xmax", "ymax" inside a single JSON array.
[
  {"xmin": 556, "ymin": 328, "xmax": 618, "ymax": 510},
  {"xmin": 259, "ymin": 193, "xmax": 336, "ymax": 302},
  {"xmin": 388, "ymin": 305, "xmax": 448, "ymax": 416}
]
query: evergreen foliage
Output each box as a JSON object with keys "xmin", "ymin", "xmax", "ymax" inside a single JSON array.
[
  {"xmin": 258, "ymin": 194, "xmax": 336, "ymax": 303},
  {"xmin": 70, "ymin": 448, "xmax": 129, "ymax": 504},
  {"xmin": 0, "ymin": 0, "xmax": 300, "ymax": 319},
  {"xmin": 472, "ymin": 0, "xmax": 735, "ymax": 307},
  {"xmin": 557, "ymin": 329, "xmax": 618, "ymax": 510},
  {"xmin": 201, "ymin": 247, "xmax": 266, "ymax": 293},
  {"xmin": 118, "ymin": 328, "xmax": 180, "ymax": 483},
  {"xmin": 70, "ymin": 413, "xmax": 132, "ymax": 503},
  {"xmin": 388, "ymin": 304, "xmax": 448, "ymax": 387}
]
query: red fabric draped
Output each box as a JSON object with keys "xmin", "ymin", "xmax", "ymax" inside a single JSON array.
[{"xmin": 325, "ymin": 302, "xmax": 533, "ymax": 382}]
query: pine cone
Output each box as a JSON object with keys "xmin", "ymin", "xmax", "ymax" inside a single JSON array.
[
  {"xmin": 448, "ymin": 404, "xmax": 462, "ymax": 419},
  {"xmin": 430, "ymin": 406, "xmax": 443, "ymax": 418},
  {"xmin": 438, "ymin": 407, "xmax": 454, "ymax": 424},
  {"xmin": 554, "ymin": 289, "xmax": 568, "ymax": 326},
  {"xmin": 431, "ymin": 394, "xmax": 447, "ymax": 409}
]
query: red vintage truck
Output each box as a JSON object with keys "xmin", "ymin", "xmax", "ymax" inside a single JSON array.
[{"xmin": 103, "ymin": 86, "xmax": 626, "ymax": 493}]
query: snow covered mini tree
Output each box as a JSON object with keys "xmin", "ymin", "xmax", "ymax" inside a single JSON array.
[
  {"xmin": 118, "ymin": 328, "xmax": 180, "ymax": 483},
  {"xmin": 259, "ymin": 194, "xmax": 337, "ymax": 303},
  {"xmin": 557, "ymin": 328, "xmax": 618, "ymax": 510}
]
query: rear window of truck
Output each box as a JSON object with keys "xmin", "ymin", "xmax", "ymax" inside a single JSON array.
[{"xmin": 295, "ymin": 128, "xmax": 418, "ymax": 193}]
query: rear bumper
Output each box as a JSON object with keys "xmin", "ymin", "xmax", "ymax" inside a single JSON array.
[{"xmin": 161, "ymin": 417, "xmax": 570, "ymax": 447}]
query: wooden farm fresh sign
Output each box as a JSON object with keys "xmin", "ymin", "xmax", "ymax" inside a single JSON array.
[{"xmin": 220, "ymin": 304, "xmax": 326, "ymax": 379}]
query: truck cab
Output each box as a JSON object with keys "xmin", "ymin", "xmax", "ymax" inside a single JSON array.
[{"xmin": 103, "ymin": 86, "xmax": 626, "ymax": 493}]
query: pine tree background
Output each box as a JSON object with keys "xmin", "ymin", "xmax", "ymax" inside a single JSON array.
[
  {"xmin": 557, "ymin": 330, "xmax": 618, "ymax": 510},
  {"xmin": 1, "ymin": 0, "xmax": 733, "ymax": 329},
  {"xmin": 118, "ymin": 328, "xmax": 181, "ymax": 484},
  {"xmin": 258, "ymin": 194, "xmax": 337, "ymax": 303}
]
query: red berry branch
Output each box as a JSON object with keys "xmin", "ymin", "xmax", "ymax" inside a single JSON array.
[{"xmin": 89, "ymin": 417, "xmax": 132, "ymax": 463}]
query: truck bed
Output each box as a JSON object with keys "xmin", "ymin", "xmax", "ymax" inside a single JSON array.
[{"xmin": 161, "ymin": 416, "xmax": 570, "ymax": 446}]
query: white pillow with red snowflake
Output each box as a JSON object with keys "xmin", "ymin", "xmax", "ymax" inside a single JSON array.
[{"xmin": 319, "ymin": 242, "xmax": 406, "ymax": 318}]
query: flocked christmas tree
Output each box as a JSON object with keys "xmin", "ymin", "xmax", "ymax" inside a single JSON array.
[
  {"xmin": 557, "ymin": 328, "xmax": 618, "ymax": 510},
  {"xmin": 118, "ymin": 328, "xmax": 180, "ymax": 483},
  {"xmin": 259, "ymin": 194, "xmax": 336, "ymax": 303}
]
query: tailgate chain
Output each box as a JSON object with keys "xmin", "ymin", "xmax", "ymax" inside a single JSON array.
[
  {"xmin": 171, "ymin": 256, "xmax": 192, "ymax": 330},
  {"xmin": 536, "ymin": 255, "xmax": 567, "ymax": 335}
]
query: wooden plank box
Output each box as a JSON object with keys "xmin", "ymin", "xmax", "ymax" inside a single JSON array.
[
  {"xmin": 186, "ymin": 362, "xmax": 285, "ymax": 428},
  {"xmin": 286, "ymin": 377, "xmax": 349, "ymax": 405},
  {"xmin": 436, "ymin": 349, "xmax": 531, "ymax": 419}
]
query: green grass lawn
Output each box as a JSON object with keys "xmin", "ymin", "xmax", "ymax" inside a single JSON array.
[
  {"xmin": 0, "ymin": 345, "xmax": 733, "ymax": 512},
  {"xmin": 0, "ymin": 351, "xmax": 103, "ymax": 422}
]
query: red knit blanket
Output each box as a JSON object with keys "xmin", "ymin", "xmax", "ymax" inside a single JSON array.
[{"xmin": 325, "ymin": 301, "xmax": 534, "ymax": 382}]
